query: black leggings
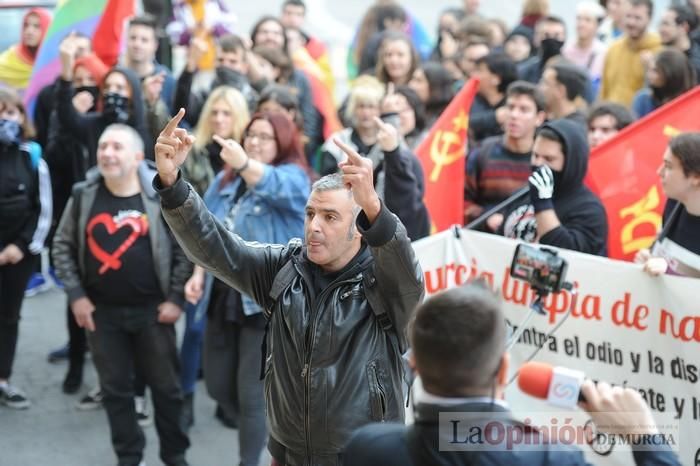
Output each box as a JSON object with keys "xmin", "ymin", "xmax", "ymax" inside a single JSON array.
[{"xmin": 0, "ymin": 254, "xmax": 37, "ymax": 379}]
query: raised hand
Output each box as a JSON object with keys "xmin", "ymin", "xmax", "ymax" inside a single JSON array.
[
  {"xmin": 335, "ymin": 138, "xmax": 381, "ymax": 223},
  {"xmin": 381, "ymin": 82, "xmax": 401, "ymax": 114},
  {"xmin": 154, "ymin": 109, "xmax": 195, "ymax": 187},
  {"xmin": 72, "ymin": 90, "xmax": 94, "ymax": 113},
  {"xmin": 59, "ymin": 32, "xmax": 79, "ymax": 80},
  {"xmin": 186, "ymin": 37, "xmax": 209, "ymax": 72},
  {"xmin": 373, "ymin": 116, "xmax": 399, "ymax": 152},
  {"xmin": 143, "ymin": 71, "xmax": 166, "ymax": 106},
  {"xmin": 528, "ymin": 164, "xmax": 555, "ymax": 212},
  {"xmin": 212, "ymin": 134, "xmax": 248, "ymax": 170}
]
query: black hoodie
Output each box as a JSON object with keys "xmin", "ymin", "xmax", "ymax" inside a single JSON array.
[
  {"xmin": 500, "ymin": 119, "xmax": 608, "ymax": 256},
  {"xmin": 56, "ymin": 66, "xmax": 152, "ymax": 162}
]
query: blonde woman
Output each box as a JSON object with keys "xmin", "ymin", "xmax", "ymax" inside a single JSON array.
[
  {"xmin": 321, "ymin": 76, "xmax": 430, "ymax": 239},
  {"xmin": 181, "ymin": 86, "xmax": 250, "ymax": 195}
]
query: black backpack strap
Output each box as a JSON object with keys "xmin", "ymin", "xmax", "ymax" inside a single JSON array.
[
  {"xmin": 260, "ymin": 258, "xmax": 298, "ymax": 380},
  {"xmin": 362, "ymin": 265, "xmax": 414, "ymax": 406},
  {"xmin": 268, "ymin": 259, "xmax": 297, "ymax": 308},
  {"xmin": 363, "ymin": 267, "xmax": 393, "ymax": 332}
]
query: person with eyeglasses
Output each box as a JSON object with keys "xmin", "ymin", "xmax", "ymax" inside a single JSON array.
[{"xmin": 180, "ymin": 111, "xmax": 312, "ymax": 466}]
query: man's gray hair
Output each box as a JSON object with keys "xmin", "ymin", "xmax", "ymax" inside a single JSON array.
[
  {"xmin": 100, "ymin": 124, "xmax": 145, "ymax": 155},
  {"xmin": 311, "ymin": 173, "xmax": 346, "ymax": 193}
]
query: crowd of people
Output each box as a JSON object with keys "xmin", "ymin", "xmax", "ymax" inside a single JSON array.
[{"xmin": 0, "ymin": 0, "xmax": 698, "ymax": 465}]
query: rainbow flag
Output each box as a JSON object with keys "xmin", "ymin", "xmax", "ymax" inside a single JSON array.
[{"xmin": 24, "ymin": 0, "xmax": 135, "ymax": 118}]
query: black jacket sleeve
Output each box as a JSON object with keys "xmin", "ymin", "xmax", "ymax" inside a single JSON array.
[
  {"xmin": 541, "ymin": 196, "xmax": 609, "ymax": 256},
  {"xmin": 173, "ymin": 68, "xmax": 204, "ymax": 127},
  {"xmin": 56, "ymin": 79, "xmax": 101, "ymax": 144},
  {"xmin": 34, "ymin": 83, "xmax": 56, "ymax": 149},
  {"xmin": 382, "ymin": 146, "xmax": 430, "ymax": 240}
]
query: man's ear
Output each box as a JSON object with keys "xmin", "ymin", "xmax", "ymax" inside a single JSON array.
[
  {"xmin": 536, "ymin": 110, "xmax": 547, "ymax": 126},
  {"xmin": 690, "ymin": 172, "xmax": 700, "ymax": 188},
  {"xmin": 135, "ymin": 151, "xmax": 144, "ymax": 162}
]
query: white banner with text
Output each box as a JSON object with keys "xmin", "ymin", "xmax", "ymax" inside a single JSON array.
[{"xmin": 412, "ymin": 229, "xmax": 699, "ymax": 465}]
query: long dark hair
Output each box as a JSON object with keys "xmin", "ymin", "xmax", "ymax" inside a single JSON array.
[
  {"xmin": 651, "ymin": 48, "xmax": 696, "ymax": 104},
  {"xmin": 394, "ymin": 85, "xmax": 426, "ymax": 133},
  {"xmin": 420, "ymin": 62, "xmax": 456, "ymax": 118}
]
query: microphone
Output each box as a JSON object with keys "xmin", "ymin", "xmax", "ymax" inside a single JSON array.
[{"xmin": 517, "ymin": 361, "xmax": 586, "ymax": 409}]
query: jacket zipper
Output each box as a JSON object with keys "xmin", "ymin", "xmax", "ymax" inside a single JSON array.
[{"xmin": 295, "ymin": 264, "xmax": 362, "ymax": 464}]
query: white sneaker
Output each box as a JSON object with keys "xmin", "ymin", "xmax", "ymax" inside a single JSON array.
[
  {"xmin": 76, "ymin": 386, "xmax": 102, "ymax": 411},
  {"xmin": 0, "ymin": 383, "xmax": 31, "ymax": 409}
]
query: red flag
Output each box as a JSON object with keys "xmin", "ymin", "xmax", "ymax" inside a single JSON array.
[
  {"xmin": 92, "ymin": 0, "xmax": 136, "ymax": 67},
  {"xmin": 585, "ymin": 86, "xmax": 700, "ymax": 261},
  {"xmin": 415, "ymin": 78, "xmax": 478, "ymax": 232}
]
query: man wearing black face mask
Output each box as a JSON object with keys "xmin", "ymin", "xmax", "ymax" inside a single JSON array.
[
  {"xmin": 519, "ymin": 16, "xmax": 567, "ymax": 84},
  {"xmin": 173, "ymin": 34, "xmax": 258, "ymax": 128},
  {"xmin": 498, "ymin": 119, "xmax": 608, "ymax": 257}
]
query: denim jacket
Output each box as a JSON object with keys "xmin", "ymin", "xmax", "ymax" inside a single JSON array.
[{"xmin": 194, "ymin": 162, "xmax": 310, "ymax": 319}]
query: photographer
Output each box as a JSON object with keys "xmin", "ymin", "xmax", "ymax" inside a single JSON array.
[
  {"xmin": 343, "ymin": 282, "xmax": 681, "ymax": 466},
  {"xmin": 496, "ymin": 119, "xmax": 608, "ymax": 256},
  {"xmin": 635, "ymin": 133, "xmax": 700, "ymax": 278}
]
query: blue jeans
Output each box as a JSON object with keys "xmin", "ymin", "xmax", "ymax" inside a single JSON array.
[
  {"xmin": 87, "ymin": 303, "xmax": 189, "ymax": 466},
  {"xmin": 178, "ymin": 302, "xmax": 206, "ymax": 395}
]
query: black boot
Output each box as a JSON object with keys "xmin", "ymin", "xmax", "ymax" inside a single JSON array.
[
  {"xmin": 215, "ymin": 404, "xmax": 238, "ymax": 429},
  {"xmin": 180, "ymin": 392, "xmax": 194, "ymax": 432},
  {"xmin": 62, "ymin": 362, "xmax": 83, "ymax": 394}
]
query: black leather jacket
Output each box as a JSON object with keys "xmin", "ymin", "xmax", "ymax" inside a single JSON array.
[{"xmin": 156, "ymin": 174, "xmax": 424, "ymax": 465}]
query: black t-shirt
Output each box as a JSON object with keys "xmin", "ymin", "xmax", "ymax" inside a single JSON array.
[
  {"xmin": 84, "ymin": 182, "xmax": 163, "ymax": 305},
  {"xmin": 653, "ymin": 200, "xmax": 700, "ymax": 278}
]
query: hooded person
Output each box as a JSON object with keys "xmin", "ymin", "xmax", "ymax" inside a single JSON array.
[
  {"xmin": 498, "ymin": 119, "xmax": 608, "ymax": 256},
  {"xmin": 45, "ymin": 52, "xmax": 110, "ymax": 241},
  {"xmin": 0, "ymin": 8, "xmax": 51, "ymax": 92},
  {"xmin": 505, "ymin": 25, "xmax": 535, "ymax": 66},
  {"xmin": 56, "ymin": 65, "xmax": 152, "ymax": 164}
]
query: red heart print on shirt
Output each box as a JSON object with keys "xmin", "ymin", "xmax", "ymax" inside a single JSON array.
[{"xmin": 87, "ymin": 212, "xmax": 149, "ymax": 274}]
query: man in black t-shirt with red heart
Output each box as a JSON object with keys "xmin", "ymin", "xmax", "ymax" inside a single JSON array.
[{"xmin": 53, "ymin": 124, "xmax": 192, "ymax": 466}]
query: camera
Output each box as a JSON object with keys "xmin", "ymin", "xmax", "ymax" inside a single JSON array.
[{"xmin": 510, "ymin": 244, "xmax": 569, "ymax": 294}]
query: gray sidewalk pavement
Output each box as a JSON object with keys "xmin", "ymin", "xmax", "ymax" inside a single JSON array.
[{"xmin": 2, "ymin": 287, "xmax": 259, "ymax": 466}]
